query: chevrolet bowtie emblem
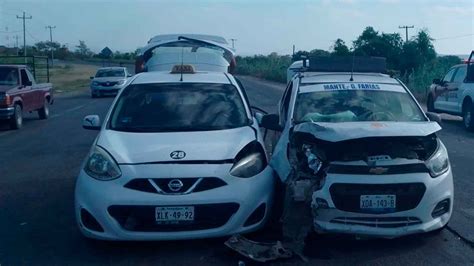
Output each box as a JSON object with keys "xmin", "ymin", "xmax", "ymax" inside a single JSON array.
[{"xmin": 369, "ymin": 167, "xmax": 389, "ymax": 175}]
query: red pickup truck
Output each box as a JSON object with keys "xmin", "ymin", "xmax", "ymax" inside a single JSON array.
[{"xmin": 0, "ymin": 65, "xmax": 53, "ymax": 129}]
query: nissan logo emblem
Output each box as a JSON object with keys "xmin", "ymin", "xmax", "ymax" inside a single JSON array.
[
  {"xmin": 170, "ymin": 150, "xmax": 186, "ymax": 160},
  {"xmin": 168, "ymin": 179, "xmax": 184, "ymax": 192}
]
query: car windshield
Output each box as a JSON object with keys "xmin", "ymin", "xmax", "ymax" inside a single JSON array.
[
  {"xmin": 0, "ymin": 67, "xmax": 19, "ymax": 85},
  {"xmin": 109, "ymin": 83, "xmax": 249, "ymax": 132},
  {"xmin": 95, "ymin": 69, "xmax": 125, "ymax": 77},
  {"xmin": 294, "ymin": 85, "xmax": 425, "ymax": 123}
]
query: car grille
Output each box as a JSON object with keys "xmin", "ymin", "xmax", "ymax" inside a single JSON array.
[
  {"xmin": 124, "ymin": 177, "xmax": 227, "ymax": 194},
  {"xmin": 108, "ymin": 203, "xmax": 239, "ymax": 232},
  {"xmin": 330, "ymin": 216, "xmax": 422, "ymax": 228},
  {"xmin": 98, "ymin": 81, "xmax": 118, "ymax": 87},
  {"xmin": 330, "ymin": 183, "xmax": 426, "ymax": 213}
]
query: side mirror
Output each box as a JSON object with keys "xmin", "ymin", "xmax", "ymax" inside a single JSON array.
[
  {"xmin": 433, "ymin": 78, "xmax": 441, "ymax": 85},
  {"xmin": 426, "ymin": 112, "xmax": 442, "ymax": 124},
  {"xmin": 260, "ymin": 114, "xmax": 282, "ymax": 131},
  {"xmin": 24, "ymin": 80, "xmax": 32, "ymax": 86},
  {"xmin": 90, "ymin": 76, "xmax": 94, "ymax": 80},
  {"xmin": 82, "ymin": 115, "xmax": 101, "ymax": 130},
  {"xmin": 254, "ymin": 112, "xmax": 264, "ymax": 125}
]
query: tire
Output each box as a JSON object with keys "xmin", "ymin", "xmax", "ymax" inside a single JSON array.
[
  {"xmin": 38, "ymin": 99, "xmax": 50, "ymax": 119},
  {"xmin": 91, "ymin": 91, "xmax": 97, "ymax": 98},
  {"xmin": 463, "ymin": 102, "xmax": 474, "ymax": 131},
  {"xmin": 427, "ymin": 95, "xmax": 435, "ymax": 112},
  {"xmin": 9, "ymin": 104, "xmax": 23, "ymax": 130}
]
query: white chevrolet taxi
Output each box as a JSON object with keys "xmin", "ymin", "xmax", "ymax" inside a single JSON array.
[
  {"xmin": 261, "ymin": 57, "xmax": 453, "ymax": 238},
  {"xmin": 75, "ymin": 65, "xmax": 274, "ymax": 240}
]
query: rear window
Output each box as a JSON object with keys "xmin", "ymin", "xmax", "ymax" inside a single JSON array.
[
  {"xmin": 96, "ymin": 69, "xmax": 125, "ymax": 77},
  {"xmin": 294, "ymin": 84, "xmax": 425, "ymax": 123},
  {"xmin": 109, "ymin": 83, "xmax": 249, "ymax": 132}
]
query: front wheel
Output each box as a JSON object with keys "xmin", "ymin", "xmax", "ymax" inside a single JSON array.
[
  {"xmin": 463, "ymin": 103, "xmax": 474, "ymax": 131},
  {"xmin": 38, "ymin": 99, "xmax": 50, "ymax": 119},
  {"xmin": 9, "ymin": 104, "xmax": 23, "ymax": 130}
]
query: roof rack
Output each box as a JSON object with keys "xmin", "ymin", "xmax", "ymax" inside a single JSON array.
[{"xmin": 300, "ymin": 56, "xmax": 387, "ymax": 74}]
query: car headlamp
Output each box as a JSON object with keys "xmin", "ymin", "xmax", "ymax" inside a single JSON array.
[
  {"xmin": 84, "ymin": 146, "xmax": 121, "ymax": 181},
  {"xmin": 92, "ymin": 81, "xmax": 99, "ymax": 86},
  {"xmin": 230, "ymin": 141, "xmax": 267, "ymax": 178},
  {"xmin": 426, "ymin": 140, "xmax": 449, "ymax": 178},
  {"xmin": 116, "ymin": 80, "xmax": 126, "ymax": 85}
]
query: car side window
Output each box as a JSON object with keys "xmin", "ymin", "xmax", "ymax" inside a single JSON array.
[
  {"xmin": 453, "ymin": 66, "xmax": 467, "ymax": 83},
  {"xmin": 26, "ymin": 70, "xmax": 35, "ymax": 85},
  {"xmin": 280, "ymin": 81, "xmax": 293, "ymax": 124},
  {"xmin": 442, "ymin": 68, "xmax": 456, "ymax": 83},
  {"xmin": 20, "ymin": 69, "xmax": 30, "ymax": 86}
]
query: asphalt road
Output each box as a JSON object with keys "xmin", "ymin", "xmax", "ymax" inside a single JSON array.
[{"xmin": 0, "ymin": 76, "xmax": 473, "ymax": 265}]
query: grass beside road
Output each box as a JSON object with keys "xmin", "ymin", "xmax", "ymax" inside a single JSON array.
[{"xmin": 50, "ymin": 63, "xmax": 98, "ymax": 94}]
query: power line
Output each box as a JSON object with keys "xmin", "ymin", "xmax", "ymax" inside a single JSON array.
[
  {"xmin": 26, "ymin": 29, "xmax": 40, "ymax": 42},
  {"xmin": 46, "ymin": 25, "xmax": 56, "ymax": 66},
  {"xmin": 16, "ymin": 11, "xmax": 32, "ymax": 57},
  {"xmin": 399, "ymin": 25, "xmax": 414, "ymax": 42}
]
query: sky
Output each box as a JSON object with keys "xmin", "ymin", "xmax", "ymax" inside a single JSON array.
[{"xmin": 0, "ymin": 0, "xmax": 473, "ymax": 56}]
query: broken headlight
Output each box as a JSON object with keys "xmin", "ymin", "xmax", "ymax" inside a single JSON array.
[
  {"xmin": 303, "ymin": 144, "xmax": 322, "ymax": 174},
  {"xmin": 426, "ymin": 140, "xmax": 449, "ymax": 178},
  {"xmin": 230, "ymin": 141, "xmax": 267, "ymax": 178}
]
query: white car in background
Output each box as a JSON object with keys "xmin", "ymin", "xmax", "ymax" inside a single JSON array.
[
  {"xmin": 260, "ymin": 57, "xmax": 453, "ymax": 238},
  {"xmin": 90, "ymin": 67, "xmax": 132, "ymax": 98},
  {"xmin": 76, "ymin": 65, "xmax": 274, "ymax": 240}
]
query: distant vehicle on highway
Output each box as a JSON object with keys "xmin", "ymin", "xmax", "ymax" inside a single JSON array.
[
  {"xmin": 0, "ymin": 65, "xmax": 53, "ymax": 129},
  {"xmin": 135, "ymin": 34, "xmax": 236, "ymax": 74},
  {"xmin": 260, "ymin": 56, "xmax": 453, "ymax": 238},
  {"xmin": 76, "ymin": 64, "xmax": 274, "ymax": 240},
  {"xmin": 427, "ymin": 51, "xmax": 474, "ymax": 131},
  {"xmin": 90, "ymin": 67, "xmax": 132, "ymax": 98}
]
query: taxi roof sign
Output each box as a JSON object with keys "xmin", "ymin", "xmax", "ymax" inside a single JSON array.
[{"xmin": 171, "ymin": 64, "xmax": 196, "ymax": 74}]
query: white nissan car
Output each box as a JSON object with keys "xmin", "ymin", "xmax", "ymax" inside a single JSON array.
[
  {"xmin": 75, "ymin": 66, "xmax": 274, "ymax": 240},
  {"xmin": 261, "ymin": 57, "xmax": 453, "ymax": 238}
]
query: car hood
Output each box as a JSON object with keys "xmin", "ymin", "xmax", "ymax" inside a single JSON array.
[
  {"xmin": 0, "ymin": 85, "xmax": 18, "ymax": 93},
  {"xmin": 92, "ymin": 77, "xmax": 126, "ymax": 82},
  {"xmin": 292, "ymin": 121, "xmax": 441, "ymax": 142},
  {"xmin": 96, "ymin": 126, "xmax": 256, "ymax": 164}
]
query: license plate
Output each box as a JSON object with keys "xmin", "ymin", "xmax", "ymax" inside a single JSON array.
[
  {"xmin": 155, "ymin": 206, "xmax": 194, "ymax": 223},
  {"xmin": 360, "ymin": 195, "xmax": 396, "ymax": 210}
]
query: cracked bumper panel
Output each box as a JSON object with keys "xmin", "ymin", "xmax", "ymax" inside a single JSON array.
[
  {"xmin": 312, "ymin": 169, "xmax": 453, "ymax": 238},
  {"xmin": 75, "ymin": 163, "xmax": 274, "ymax": 240}
]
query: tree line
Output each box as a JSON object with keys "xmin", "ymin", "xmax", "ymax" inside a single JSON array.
[{"xmin": 236, "ymin": 26, "xmax": 462, "ymax": 100}]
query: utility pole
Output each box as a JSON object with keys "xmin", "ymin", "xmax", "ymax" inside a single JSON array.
[
  {"xmin": 46, "ymin": 25, "xmax": 56, "ymax": 66},
  {"xmin": 230, "ymin": 38, "xmax": 237, "ymax": 49},
  {"xmin": 399, "ymin": 25, "xmax": 414, "ymax": 42},
  {"xmin": 16, "ymin": 11, "xmax": 32, "ymax": 58},
  {"xmin": 292, "ymin": 45, "xmax": 295, "ymax": 57}
]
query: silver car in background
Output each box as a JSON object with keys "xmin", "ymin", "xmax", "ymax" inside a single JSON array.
[{"xmin": 90, "ymin": 67, "xmax": 132, "ymax": 98}]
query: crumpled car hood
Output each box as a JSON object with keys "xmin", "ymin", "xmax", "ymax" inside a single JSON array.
[{"xmin": 292, "ymin": 121, "xmax": 441, "ymax": 142}]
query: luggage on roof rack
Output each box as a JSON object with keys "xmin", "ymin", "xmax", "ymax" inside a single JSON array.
[{"xmin": 303, "ymin": 56, "xmax": 387, "ymax": 73}]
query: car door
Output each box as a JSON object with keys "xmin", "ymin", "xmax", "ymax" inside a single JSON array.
[
  {"xmin": 26, "ymin": 69, "xmax": 42, "ymax": 109},
  {"xmin": 433, "ymin": 68, "xmax": 456, "ymax": 112},
  {"xmin": 449, "ymin": 65, "xmax": 467, "ymax": 113},
  {"xmin": 19, "ymin": 69, "xmax": 35, "ymax": 112}
]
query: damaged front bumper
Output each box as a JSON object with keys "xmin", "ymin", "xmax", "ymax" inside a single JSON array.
[{"xmin": 311, "ymin": 169, "xmax": 453, "ymax": 238}]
